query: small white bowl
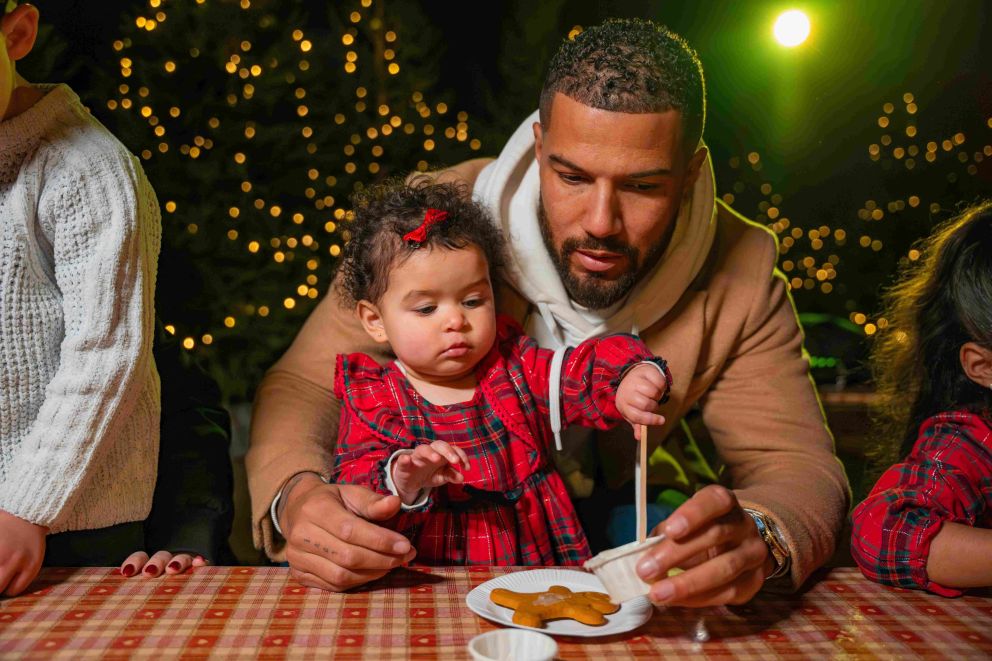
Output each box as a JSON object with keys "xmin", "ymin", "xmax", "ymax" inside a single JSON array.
[
  {"xmin": 583, "ymin": 535, "xmax": 665, "ymax": 603},
  {"xmin": 467, "ymin": 629, "xmax": 559, "ymax": 661}
]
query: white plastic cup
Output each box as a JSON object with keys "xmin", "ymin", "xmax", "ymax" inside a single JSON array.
[
  {"xmin": 583, "ymin": 535, "xmax": 665, "ymax": 603},
  {"xmin": 467, "ymin": 629, "xmax": 558, "ymax": 661}
]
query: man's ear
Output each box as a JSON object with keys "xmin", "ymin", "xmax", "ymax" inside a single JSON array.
[
  {"xmin": 960, "ymin": 341, "xmax": 992, "ymax": 390},
  {"xmin": 2, "ymin": 4, "xmax": 40, "ymax": 61},
  {"xmin": 356, "ymin": 300, "xmax": 389, "ymax": 344},
  {"xmin": 682, "ymin": 145, "xmax": 708, "ymax": 194},
  {"xmin": 533, "ymin": 121, "xmax": 544, "ymax": 163}
]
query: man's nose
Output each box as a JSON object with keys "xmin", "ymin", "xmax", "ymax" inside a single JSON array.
[{"xmin": 581, "ymin": 182, "xmax": 621, "ymax": 239}]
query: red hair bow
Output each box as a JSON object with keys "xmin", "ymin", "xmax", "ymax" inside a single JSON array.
[{"xmin": 403, "ymin": 208, "xmax": 449, "ymax": 245}]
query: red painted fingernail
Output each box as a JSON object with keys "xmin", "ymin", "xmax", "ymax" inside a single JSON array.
[
  {"xmin": 144, "ymin": 565, "xmax": 158, "ymax": 576},
  {"xmin": 122, "ymin": 564, "xmax": 135, "ymax": 577},
  {"xmin": 168, "ymin": 561, "xmax": 181, "ymax": 571}
]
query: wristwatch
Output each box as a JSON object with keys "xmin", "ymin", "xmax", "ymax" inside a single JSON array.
[{"xmin": 744, "ymin": 508, "xmax": 791, "ymax": 580}]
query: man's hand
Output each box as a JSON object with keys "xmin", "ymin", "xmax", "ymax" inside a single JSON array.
[
  {"xmin": 0, "ymin": 509, "xmax": 48, "ymax": 596},
  {"xmin": 635, "ymin": 485, "xmax": 775, "ymax": 607},
  {"xmin": 392, "ymin": 441, "xmax": 469, "ymax": 505},
  {"xmin": 279, "ymin": 474, "xmax": 417, "ymax": 592},
  {"xmin": 616, "ymin": 364, "xmax": 668, "ymax": 428}
]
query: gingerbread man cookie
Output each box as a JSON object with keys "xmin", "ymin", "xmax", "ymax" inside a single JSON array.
[{"xmin": 489, "ymin": 585, "xmax": 620, "ymax": 628}]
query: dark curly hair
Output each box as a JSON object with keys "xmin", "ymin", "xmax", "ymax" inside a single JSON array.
[
  {"xmin": 869, "ymin": 201, "xmax": 992, "ymax": 468},
  {"xmin": 540, "ymin": 18, "xmax": 706, "ymax": 159},
  {"xmin": 336, "ymin": 177, "xmax": 507, "ymax": 306}
]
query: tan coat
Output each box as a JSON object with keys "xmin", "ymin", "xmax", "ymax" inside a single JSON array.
[{"xmin": 246, "ymin": 195, "xmax": 850, "ymax": 590}]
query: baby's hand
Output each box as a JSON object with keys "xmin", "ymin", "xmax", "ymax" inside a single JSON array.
[
  {"xmin": 616, "ymin": 363, "xmax": 668, "ymax": 429},
  {"xmin": 120, "ymin": 550, "xmax": 209, "ymax": 578},
  {"xmin": 392, "ymin": 441, "xmax": 470, "ymax": 505}
]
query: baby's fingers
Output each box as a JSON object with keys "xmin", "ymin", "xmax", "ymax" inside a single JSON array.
[
  {"xmin": 429, "ymin": 466, "xmax": 466, "ymax": 487},
  {"xmin": 625, "ymin": 408, "xmax": 666, "ymax": 428},
  {"xmin": 411, "ymin": 449, "xmax": 443, "ymax": 468},
  {"xmin": 633, "ymin": 380, "xmax": 666, "ymax": 402},
  {"xmin": 450, "ymin": 445, "xmax": 470, "ymax": 470},
  {"xmin": 429, "ymin": 441, "xmax": 466, "ymax": 468},
  {"xmin": 120, "ymin": 551, "xmax": 149, "ymax": 578}
]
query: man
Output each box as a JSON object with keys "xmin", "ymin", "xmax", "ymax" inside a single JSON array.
[{"xmin": 246, "ymin": 18, "xmax": 849, "ymax": 606}]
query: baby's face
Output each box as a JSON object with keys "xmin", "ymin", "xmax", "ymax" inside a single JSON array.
[{"xmin": 375, "ymin": 244, "xmax": 497, "ymax": 384}]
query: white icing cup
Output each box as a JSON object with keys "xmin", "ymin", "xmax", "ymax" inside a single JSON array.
[
  {"xmin": 583, "ymin": 535, "xmax": 665, "ymax": 603},
  {"xmin": 467, "ymin": 629, "xmax": 558, "ymax": 661}
]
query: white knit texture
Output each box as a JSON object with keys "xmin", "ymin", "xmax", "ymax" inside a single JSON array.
[{"xmin": 0, "ymin": 84, "xmax": 161, "ymax": 533}]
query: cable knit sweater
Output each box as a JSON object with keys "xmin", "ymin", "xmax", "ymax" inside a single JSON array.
[{"xmin": 0, "ymin": 84, "xmax": 161, "ymax": 533}]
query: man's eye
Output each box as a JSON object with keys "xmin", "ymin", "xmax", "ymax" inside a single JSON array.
[
  {"xmin": 558, "ymin": 172, "xmax": 585, "ymax": 184},
  {"xmin": 627, "ymin": 182, "xmax": 659, "ymax": 192},
  {"xmin": 414, "ymin": 305, "xmax": 436, "ymax": 315}
]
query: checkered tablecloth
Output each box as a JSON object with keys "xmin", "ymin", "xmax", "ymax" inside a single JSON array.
[{"xmin": 0, "ymin": 566, "xmax": 989, "ymax": 659}]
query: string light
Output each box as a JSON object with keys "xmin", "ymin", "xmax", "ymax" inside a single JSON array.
[{"xmin": 105, "ymin": 2, "xmax": 491, "ymax": 359}]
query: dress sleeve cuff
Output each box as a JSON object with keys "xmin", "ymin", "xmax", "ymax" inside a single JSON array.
[{"xmin": 384, "ymin": 450, "xmax": 432, "ymax": 511}]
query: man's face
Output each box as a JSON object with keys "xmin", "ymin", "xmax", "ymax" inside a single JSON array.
[{"xmin": 534, "ymin": 93, "xmax": 706, "ymax": 309}]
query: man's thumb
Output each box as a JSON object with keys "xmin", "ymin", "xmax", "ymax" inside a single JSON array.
[{"xmin": 341, "ymin": 484, "xmax": 402, "ymax": 521}]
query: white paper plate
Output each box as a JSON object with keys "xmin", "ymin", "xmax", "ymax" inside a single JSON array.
[{"xmin": 465, "ymin": 568, "xmax": 654, "ymax": 638}]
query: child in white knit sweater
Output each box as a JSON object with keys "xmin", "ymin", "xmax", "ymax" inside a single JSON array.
[{"xmin": 0, "ymin": 2, "xmax": 214, "ymax": 594}]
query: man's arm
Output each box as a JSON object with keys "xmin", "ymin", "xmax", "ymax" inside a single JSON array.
[
  {"xmin": 246, "ymin": 278, "xmax": 388, "ymax": 559},
  {"xmin": 635, "ymin": 228, "xmax": 849, "ymax": 605},
  {"xmin": 698, "ymin": 233, "xmax": 849, "ymax": 588}
]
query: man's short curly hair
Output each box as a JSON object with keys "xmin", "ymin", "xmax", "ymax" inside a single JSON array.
[
  {"xmin": 336, "ymin": 177, "xmax": 507, "ymax": 306},
  {"xmin": 539, "ymin": 18, "xmax": 706, "ymax": 158}
]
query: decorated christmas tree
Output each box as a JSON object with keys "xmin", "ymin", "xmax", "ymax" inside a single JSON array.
[{"xmin": 94, "ymin": 0, "xmax": 485, "ymax": 400}]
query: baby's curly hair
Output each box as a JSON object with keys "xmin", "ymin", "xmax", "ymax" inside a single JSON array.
[{"xmin": 336, "ymin": 177, "xmax": 507, "ymax": 306}]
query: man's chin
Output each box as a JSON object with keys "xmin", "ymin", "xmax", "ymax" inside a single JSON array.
[{"xmin": 563, "ymin": 270, "xmax": 633, "ymax": 309}]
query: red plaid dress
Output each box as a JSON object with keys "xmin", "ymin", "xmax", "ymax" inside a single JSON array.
[
  {"xmin": 333, "ymin": 316, "xmax": 664, "ymax": 566},
  {"xmin": 851, "ymin": 409, "xmax": 992, "ymax": 596}
]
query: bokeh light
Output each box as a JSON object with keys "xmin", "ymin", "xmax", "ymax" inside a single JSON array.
[{"xmin": 774, "ymin": 10, "xmax": 811, "ymax": 48}]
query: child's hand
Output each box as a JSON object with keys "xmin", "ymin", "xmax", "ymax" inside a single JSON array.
[
  {"xmin": 616, "ymin": 363, "xmax": 669, "ymax": 428},
  {"xmin": 0, "ymin": 509, "xmax": 48, "ymax": 596},
  {"xmin": 120, "ymin": 550, "xmax": 209, "ymax": 578},
  {"xmin": 392, "ymin": 441, "xmax": 470, "ymax": 505}
]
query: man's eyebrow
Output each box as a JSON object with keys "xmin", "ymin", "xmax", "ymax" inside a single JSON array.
[
  {"xmin": 549, "ymin": 154, "xmax": 673, "ymax": 178},
  {"xmin": 627, "ymin": 166, "xmax": 674, "ymax": 178},
  {"xmin": 549, "ymin": 154, "xmax": 587, "ymax": 172}
]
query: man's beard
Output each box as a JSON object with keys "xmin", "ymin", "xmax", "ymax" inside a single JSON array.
[{"xmin": 537, "ymin": 199, "xmax": 672, "ymax": 309}]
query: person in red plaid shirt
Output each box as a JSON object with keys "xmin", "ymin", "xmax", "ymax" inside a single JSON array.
[
  {"xmin": 851, "ymin": 202, "xmax": 992, "ymax": 595},
  {"xmin": 329, "ymin": 180, "xmax": 672, "ymax": 565}
]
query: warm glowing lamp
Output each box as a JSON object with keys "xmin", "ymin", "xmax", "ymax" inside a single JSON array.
[{"xmin": 774, "ymin": 10, "xmax": 810, "ymax": 47}]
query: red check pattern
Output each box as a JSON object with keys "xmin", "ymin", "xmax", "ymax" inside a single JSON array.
[
  {"xmin": 0, "ymin": 567, "xmax": 990, "ymax": 659},
  {"xmin": 334, "ymin": 315, "xmax": 663, "ymax": 566}
]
